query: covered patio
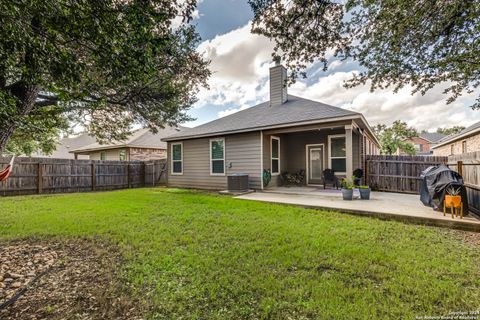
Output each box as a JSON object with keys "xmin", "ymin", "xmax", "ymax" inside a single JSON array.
[
  {"xmin": 236, "ymin": 187, "xmax": 480, "ymax": 231},
  {"xmin": 261, "ymin": 120, "xmax": 379, "ymax": 188}
]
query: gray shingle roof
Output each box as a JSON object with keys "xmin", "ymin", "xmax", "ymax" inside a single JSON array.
[
  {"xmin": 434, "ymin": 120, "xmax": 480, "ymax": 147},
  {"xmin": 419, "ymin": 132, "xmax": 446, "ymax": 143},
  {"xmin": 31, "ymin": 133, "xmax": 96, "ymax": 159},
  {"xmin": 71, "ymin": 126, "xmax": 185, "ymax": 153},
  {"xmin": 164, "ymin": 95, "xmax": 360, "ymax": 141}
]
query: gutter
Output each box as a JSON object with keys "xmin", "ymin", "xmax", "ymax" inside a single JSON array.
[{"xmin": 69, "ymin": 145, "xmax": 166, "ymax": 154}]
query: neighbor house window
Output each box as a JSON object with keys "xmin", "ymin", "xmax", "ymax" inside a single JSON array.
[
  {"xmin": 100, "ymin": 151, "xmax": 106, "ymax": 160},
  {"xmin": 415, "ymin": 144, "xmax": 423, "ymax": 152},
  {"xmin": 271, "ymin": 136, "xmax": 280, "ymax": 175},
  {"xmin": 329, "ymin": 134, "xmax": 346, "ymax": 174},
  {"xmin": 451, "ymin": 144, "xmax": 454, "ymax": 155},
  {"xmin": 119, "ymin": 149, "xmax": 126, "ymax": 161},
  {"xmin": 462, "ymin": 141, "xmax": 467, "ymax": 153},
  {"xmin": 210, "ymin": 138, "xmax": 225, "ymax": 175},
  {"xmin": 171, "ymin": 143, "xmax": 183, "ymax": 174}
]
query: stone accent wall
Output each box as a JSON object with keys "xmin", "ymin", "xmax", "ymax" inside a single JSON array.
[
  {"xmin": 433, "ymin": 133, "xmax": 480, "ymax": 156},
  {"xmin": 129, "ymin": 148, "xmax": 166, "ymax": 161}
]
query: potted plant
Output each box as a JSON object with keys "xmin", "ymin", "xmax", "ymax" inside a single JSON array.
[
  {"xmin": 358, "ymin": 185, "xmax": 371, "ymax": 200},
  {"xmin": 341, "ymin": 178, "xmax": 354, "ymax": 200},
  {"xmin": 444, "ymin": 186, "xmax": 461, "ymax": 208}
]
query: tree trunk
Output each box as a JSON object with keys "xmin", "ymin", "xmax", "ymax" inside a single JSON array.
[{"xmin": 0, "ymin": 83, "xmax": 40, "ymax": 154}]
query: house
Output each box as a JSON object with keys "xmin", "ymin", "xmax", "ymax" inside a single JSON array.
[
  {"xmin": 31, "ymin": 133, "xmax": 96, "ymax": 159},
  {"xmin": 162, "ymin": 63, "xmax": 380, "ymax": 190},
  {"xmin": 432, "ymin": 121, "xmax": 480, "ymax": 156},
  {"xmin": 398, "ymin": 132, "xmax": 446, "ymax": 156},
  {"xmin": 70, "ymin": 126, "xmax": 184, "ymax": 161}
]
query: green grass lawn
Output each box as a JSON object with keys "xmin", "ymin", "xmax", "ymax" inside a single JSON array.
[{"xmin": 1, "ymin": 188, "xmax": 479, "ymax": 319}]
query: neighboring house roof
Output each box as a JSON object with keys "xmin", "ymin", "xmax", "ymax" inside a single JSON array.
[
  {"xmin": 418, "ymin": 132, "xmax": 446, "ymax": 143},
  {"xmin": 31, "ymin": 133, "xmax": 96, "ymax": 159},
  {"xmin": 71, "ymin": 126, "xmax": 184, "ymax": 153},
  {"xmin": 163, "ymin": 95, "xmax": 375, "ymax": 142},
  {"xmin": 432, "ymin": 121, "xmax": 480, "ymax": 149}
]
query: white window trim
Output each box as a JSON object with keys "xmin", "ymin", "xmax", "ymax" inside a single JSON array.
[
  {"xmin": 100, "ymin": 151, "xmax": 106, "ymax": 161},
  {"xmin": 171, "ymin": 142, "xmax": 183, "ymax": 175},
  {"xmin": 270, "ymin": 136, "xmax": 281, "ymax": 176},
  {"xmin": 328, "ymin": 134, "xmax": 347, "ymax": 175},
  {"xmin": 210, "ymin": 138, "xmax": 225, "ymax": 176},
  {"xmin": 119, "ymin": 149, "xmax": 127, "ymax": 161}
]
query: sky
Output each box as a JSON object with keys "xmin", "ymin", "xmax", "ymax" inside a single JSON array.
[{"xmin": 185, "ymin": 0, "xmax": 480, "ymax": 132}]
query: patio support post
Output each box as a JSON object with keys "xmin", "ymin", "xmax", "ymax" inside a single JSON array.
[{"xmin": 345, "ymin": 125, "xmax": 353, "ymax": 179}]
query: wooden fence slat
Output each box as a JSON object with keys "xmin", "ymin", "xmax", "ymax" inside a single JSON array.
[
  {"xmin": 92, "ymin": 163, "xmax": 96, "ymax": 191},
  {"xmin": 365, "ymin": 153, "xmax": 480, "ymax": 216},
  {"xmin": 37, "ymin": 163, "xmax": 43, "ymax": 194},
  {"xmin": 448, "ymin": 152, "xmax": 480, "ymax": 215},
  {"xmin": 365, "ymin": 155, "xmax": 447, "ymax": 194},
  {"xmin": 0, "ymin": 157, "xmax": 167, "ymax": 197}
]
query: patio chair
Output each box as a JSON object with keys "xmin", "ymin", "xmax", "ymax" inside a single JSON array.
[
  {"xmin": 353, "ymin": 168, "xmax": 363, "ymax": 186},
  {"xmin": 323, "ymin": 169, "xmax": 339, "ymax": 189}
]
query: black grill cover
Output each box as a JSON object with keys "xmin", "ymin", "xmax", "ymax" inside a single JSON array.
[{"xmin": 419, "ymin": 165, "xmax": 469, "ymax": 214}]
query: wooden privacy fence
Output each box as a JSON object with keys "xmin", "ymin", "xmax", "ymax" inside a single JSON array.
[
  {"xmin": 365, "ymin": 155, "xmax": 448, "ymax": 194},
  {"xmin": 447, "ymin": 152, "xmax": 480, "ymax": 215},
  {"xmin": 0, "ymin": 157, "xmax": 168, "ymax": 196}
]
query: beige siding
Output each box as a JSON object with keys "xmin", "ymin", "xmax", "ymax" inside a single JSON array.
[
  {"xmin": 167, "ymin": 132, "xmax": 262, "ymax": 190},
  {"xmin": 88, "ymin": 148, "xmax": 127, "ymax": 161},
  {"xmin": 352, "ymin": 130, "xmax": 360, "ymax": 171},
  {"xmin": 269, "ymin": 65, "xmax": 288, "ymax": 106},
  {"xmin": 167, "ymin": 120, "xmax": 372, "ymax": 189}
]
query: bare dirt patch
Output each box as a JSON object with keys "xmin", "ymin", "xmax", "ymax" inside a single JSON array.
[{"xmin": 0, "ymin": 238, "xmax": 147, "ymax": 319}]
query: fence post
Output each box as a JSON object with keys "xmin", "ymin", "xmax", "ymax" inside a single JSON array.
[
  {"xmin": 152, "ymin": 162, "xmax": 155, "ymax": 187},
  {"xmin": 127, "ymin": 163, "xmax": 131, "ymax": 188},
  {"xmin": 364, "ymin": 159, "xmax": 369, "ymax": 185},
  {"xmin": 91, "ymin": 163, "xmax": 96, "ymax": 191},
  {"xmin": 142, "ymin": 162, "xmax": 146, "ymax": 187},
  {"xmin": 37, "ymin": 162, "xmax": 43, "ymax": 194},
  {"xmin": 457, "ymin": 160, "xmax": 463, "ymax": 177}
]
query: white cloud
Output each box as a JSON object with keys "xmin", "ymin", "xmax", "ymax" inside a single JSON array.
[
  {"xmin": 194, "ymin": 22, "xmax": 275, "ymax": 109},
  {"xmin": 290, "ymin": 71, "xmax": 480, "ymax": 130},
  {"xmin": 192, "ymin": 21, "xmax": 480, "ymax": 131}
]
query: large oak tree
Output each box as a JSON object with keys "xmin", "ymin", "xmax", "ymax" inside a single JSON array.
[
  {"xmin": 372, "ymin": 121, "xmax": 418, "ymax": 155},
  {"xmin": 249, "ymin": 0, "xmax": 480, "ymax": 109},
  {"xmin": 0, "ymin": 0, "xmax": 209, "ymax": 154}
]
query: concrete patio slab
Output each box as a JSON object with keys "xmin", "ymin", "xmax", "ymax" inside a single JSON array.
[{"xmin": 235, "ymin": 188, "xmax": 480, "ymax": 232}]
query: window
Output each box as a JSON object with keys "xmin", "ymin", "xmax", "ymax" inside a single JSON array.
[
  {"xmin": 414, "ymin": 144, "xmax": 423, "ymax": 152},
  {"xmin": 171, "ymin": 143, "xmax": 183, "ymax": 174},
  {"xmin": 271, "ymin": 136, "xmax": 280, "ymax": 175},
  {"xmin": 462, "ymin": 141, "xmax": 467, "ymax": 153},
  {"xmin": 329, "ymin": 135, "xmax": 346, "ymax": 174},
  {"xmin": 210, "ymin": 138, "xmax": 225, "ymax": 175},
  {"xmin": 119, "ymin": 149, "xmax": 126, "ymax": 161},
  {"xmin": 100, "ymin": 151, "xmax": 106, "ymax": 160},
  {"xmin": 451, "ymin": 144, "xmax": 454, "ymax": 156}
]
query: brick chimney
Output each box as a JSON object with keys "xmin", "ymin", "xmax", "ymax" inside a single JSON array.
[{"xmin": 269, "ymin": 62, "xmax": 288, "ymax": 107}]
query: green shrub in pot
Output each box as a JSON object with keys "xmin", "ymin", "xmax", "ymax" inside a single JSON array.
[
  {"xmin": 341, "ymin": 178, "xmax": 354, "ymax": 200},
  {"xmin": 358, "ymin": 185, "xmax": 371, "ymax": 200}
]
